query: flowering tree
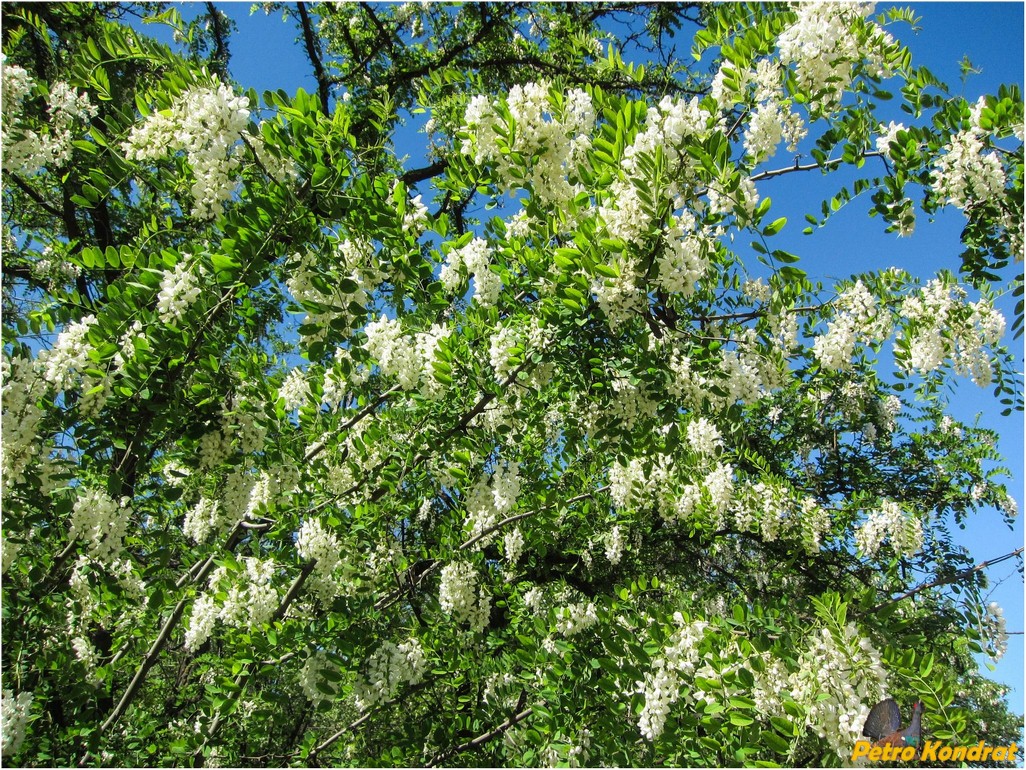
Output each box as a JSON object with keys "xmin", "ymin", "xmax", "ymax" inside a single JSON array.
[{"xmin": 2, "ymin": 2, "xmax": 1022, "ymax": 766}]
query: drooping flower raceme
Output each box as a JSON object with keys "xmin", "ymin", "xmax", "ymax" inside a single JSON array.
[
  {"xmin": 461, "ymin": 80, "xmax": 595, "ymax": 207},
  {"xmin": 364, "ymin": 315, "xmax": 424, "ymax": 391},
  {"xmin": 123, "ymin": 81, "xmax": 255, "ymax": 219},
  {"xmin": 464, "ymin": 461, "xmax": 522, "ymax": 544},
  {"xmin": 637, "ymin": 615, "xmax": 708, "ymax": 740},
  {"xmin": 439, "ymin": 561, "xmax": 490, "ymax": 632},
  {"xmin": 1, "ymin": 689, "xmax": 32, "ymax": 757},
  {"xmin": 789, "ymin": 622, "xmax": 889, "ymax": 760},
  {"xmin": 38, "ymin": 315, "xmax": 96, "ymax": 393},
  {"xmin": 352, "ymin": 638, "xmax": 427, "ymax": 710},
  {"xmin": 932, "ymin": 129, "xmax": 1007, "ymax": 212},
  {"xmin": 776, "ymin": 3, "xmax": 892, "ymax": 113},
  {"xmin": 898, "ymin": 278, "xmax": 1006, "ymax": 386},
  {"xmin": 185, "ymin": 558, "xmax": 280, "ymax": 651},
  {"xmin": 813, "ymin": 280, "xmax": 890, "ymax": 372},
  {"xmin": 69, "ymin": 487, "xmax": 131, "ymax": 563},
  {"xmin": 554, "ymin": 602, "xmax": 599, "ymax": 636},
  {"xmin": 296, "ymin": 517, "xmax": 343, "ymax": 603},
  {"xmin": 157, "ymin": 259, "xmax": 203, "ymax": 324},
  {"xmin": 2, "ymin": 55, "xmax": 97, "ymax": 175},
  {"xmin": 300, "ymin": 649, "xmax": 338, "ymax": 705},
  {"xmin": 982, "ymin": 602, "xmax": 1009, "ymax": 660},
  {"xmin": 279, "ymin": 367, "xmax": 311, "ymax": 411},
  {"xmin": 855, "ymin": 499, "xmax": 923, "ymax": 558},
  {"xmin": 441, "ymin": 237, "xmax": 502, "ymax": 307}
]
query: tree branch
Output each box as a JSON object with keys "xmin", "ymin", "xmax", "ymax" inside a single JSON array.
[
  {"xmin": 426, "ymin": 707, "xmax": 533, "ymax": 767},
  {"xmin": 297, "ymin": 2, "xmax": 331, "ymax": 114},
  {"xmin": 872, "ymin": 547, "xmax": 1025, "ymax": 613},
  {"xmin": 91, "ymin": 521, "xmax": 246, "ymax": 750}
]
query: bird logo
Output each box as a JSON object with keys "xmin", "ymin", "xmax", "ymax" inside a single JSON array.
[{"xmin": 862, "ymin": 698, "xmax": 924, "ymax": 749}]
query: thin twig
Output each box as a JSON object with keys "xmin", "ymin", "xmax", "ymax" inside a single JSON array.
[{"xmin": 872, "ymin": 547, "xmax": 1025, "ymax": 613}]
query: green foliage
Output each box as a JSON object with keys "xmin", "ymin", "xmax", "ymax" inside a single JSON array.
[{"xmin": 1, "ymin": 3, "xmax": 1021, "ymax": 768}]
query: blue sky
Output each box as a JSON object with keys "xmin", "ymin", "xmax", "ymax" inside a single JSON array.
[{"xmin": 134, "ymin": 1, "xmax": 1024, "ymax": 714}]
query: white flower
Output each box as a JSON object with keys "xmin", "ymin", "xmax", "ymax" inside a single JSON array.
[
  {"xmin": 279, "ymin": 367, "xmax": 311, "ymax": 410},
  {"xmin": 555, "ymin": 601, "xmax": 598, "ymax": 636},
  {"xmin": 855, "ymin": 500, "xmax": 922, "ymax": 557},
  {"xmin": 123, "ymin": 80, "xmax": 254, "ymax": 219},
  {"xmin": 39, "ymin": 315, "xmax": 96, "ymax": 392},
  {"xmin": 157, "ymin": 261, "xmax": 203, "ymax": 324},
  {"xmin": 604, "ymin": 525, "xmax": 624, "ymax": 565},
  {"xmin": 686, "ymin": 417, "xmax": 722, "ymax": 457},
  {"xmin": 296, "ymin": 518, "xmax": 343, "ymax": 603},
  {"xmin": 352, "ymin": 638, "xmax": 428, "ymax": 710},
  {"xmin": 185, "ymin": 593, "xmax": 218, "ymax": 651},
  {"xmin": 932, "ymin": 129, "xmax": 1007, "ymax": 210},
  {"xmin": 876, "ymin": 120, "xmax": 907, "ymax": 158},
  {"xmin": 402, "ymin": 194, "xmax": 429, "ymax": 234},
  {"xmin": 69, "ymin": 488, "xmax": 131, "ymax": 563},
  {"xmin": 503, "ymin": 527, "xmax": 525, "ymax": 566},
  {"xmin": 983, "ymin": 602, "xmax": 1009, "ymax": 660},
  {"xmin": 439, "ymin": 561, "xmax": 490, "ymax": 632},
  {"xmin": 300, "ymin": 650, "xmax": 338, "ymax": 704},
  {"xmin": 1, "ymin": 689, "xmax": 33, "ymax": 757},
  {"xmin": 2, "ymin": 57, "xmax": 96, "ymax": 175}
]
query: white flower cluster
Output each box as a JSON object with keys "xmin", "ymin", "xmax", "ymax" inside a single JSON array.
[
  {"xmin": 982, "ymin": 602, "xmax": 1009, "ymax": 660},
  {"xmin": 503, "ymin": 527, "xmax": 525, "ymax": 566},
  {"xmin": 184, "ymin": 558, "xmax": 279, "ymax": 651},
  {"xmin": 875, "ymin": 120, "xmax": 907, "ymax": 158},
  {"xmin": 402, "ymin": 193, "xmax": 429, "ymax": 235},
  {"xmin": 464, "ymin": 461, "xmax": 522, "ymax": 545},
  {"xmin": 554, "ymin": 601, "xmax": 598, "ymax": 637},
  {"xmin": 72, "ymin": 636, "xmax": 102, "ymax": 685},
  {"xmin": 898, "ymin": 279, "xmax": 1006, "ymax": 386},
  {"xmin": 439, "ymin": 561, "xmax": 490, "ymax": 632},
  {"xmin": 2, "ymin": 56, "xmax": 97, "ymax": 175},
  {"xmin": 604, "ymin": 525, "xmax": 624, "ymax": 565},
  {"xmin": 637, "ymin": 615, "xmax": 708, "ymax": 740},
  {"xmin": 1, "ymin": 354, "xmax": 49, "ymax": 494},
  {"xmin": 69, "ymin": 487, "xmax": 131, "ymax": 563},
  {"xmin": 279, "ymin": 367, "xmax": 311, "ymax": 411},
  {"xmin": 157, "ymin": 260, "xmax": 203, "ymax": 324},
  {"xmin": 38, "ymin": 314, "xmax": 96, "ymax": 393},
  {"xmin": 441, "ymin": 237, "xmax": 502, "ymax": 307},
  {"xmin": 813, "ymin": 281, "xmax": 890, "ymax": 372},
  {"xmin": 799, "ymin": 496, "xmax": 832, "ymax": 553},
  {"xmin": 363, "ymin": 314, "xmax": 451, "ymax": 394},
  {"xmin": 489, "ymin": 324, "xmax": 521, "ymax": 382},
  {"xmin": 1, "ymin": 689, "xmax": 32, "ymax": 757},
  {"xmin": 352, "ymin": 638, "xmax": 427, "ymax": 710},
  {"xmin": 932, "ymin": 130, "xmax": 1006, "ymax": 212},
  {"xmin": 742, "ymin": 59, "xmax": 806, "ymax": 163},
  {"xmin": 790, "ymin": 623, "xmax": 888, "ymax": 760},
  {"xmin": 461, "ymin": 81, "xmax": 595, "ymax": 206},
  {"xmin": 855, "ymin": 499, "xmax": 923, "ymax": 558},
  {"xmin": 656, "ymin": 213, "xmax": 712, "ymax": 296},
  {"xmin": 1001, "ymin": 494, "xmax": 1018, "ymax": 519},
  {"xmin": 296, "ymin": 517, "xmax": 343, "ymax": 603},
  {"xmin": 1, "ymin": 534, "xmax": 20, "ymax": 574},
  {"xmin": 123, "ymin": 81, "xmax": 253, "ymax": 219},
  {"xmin": 600, "ymin": 95, "xmax": 714, "ymax": 245},
  {"xmin": 776, "ymin": 3, "xmax": 891, "ymax": 113},
  {"xmin": 299, "ymin": 649, "xmax": 338, "ymax": 705},
  {"xmin": 286, "ymin": 238, "xmax": 385, "ymax": 341},
  {"xmin": 592, "ymin": 257, "xmax": 647, "ymax": 331},
  {"xmin": 182, "ymin": 496, "xmax": 229, "ymax": 544},
  {"xmin": 673, "ymin": 462, "xmax": 735, "ymax": 529},
  {"xmin": 685, "ymin": 417, "xmax": 722, "ymax": 457}
]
